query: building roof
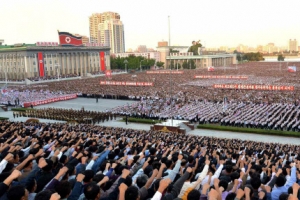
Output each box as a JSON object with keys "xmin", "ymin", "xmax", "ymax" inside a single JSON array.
[
  {"xmin": 0, "ymin": 44, "xmax": 110, "ymax": 52},
  {"xmin": 157, "ymin": 46, "xmax": 189, "ymax": 48},
  {"xmin": 166, "ymin": 54, "xmax": 236, "ymax": 59}
]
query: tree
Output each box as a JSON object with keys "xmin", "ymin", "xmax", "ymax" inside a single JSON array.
[
  {"xmin": 110, "ymin": 55, "xmax": 158, "ymax": 71},
  {"xmin": 278, "ymin": 54, "xmax": 285, "ymax": 61},
  {"xmin": 169, "ymin": 60, "xmax": 175, "ymax": 69},
  {"xmin": 182, "ymin": 61, "xmax": 188, "ymax": 69},
  {"xmin": 242, "ymin": 52, "xmax": 264, "ymax": 61},
  {"xmin": 187, "ymin": 60, "xmax": 196, "ymax": 69},
  {"xmin": 156, "ymin": 61, "xmax": 164, "ymax": 68}
]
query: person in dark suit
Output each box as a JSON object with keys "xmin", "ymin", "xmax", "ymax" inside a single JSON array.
[{"xmin": 125, "ymin": 115, "xmax": 128, "ymax": 125}]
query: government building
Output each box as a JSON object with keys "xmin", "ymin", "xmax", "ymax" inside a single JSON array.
[{"xmin": 0, "ymin": 43, "xmax": 111, "ymax": 81}]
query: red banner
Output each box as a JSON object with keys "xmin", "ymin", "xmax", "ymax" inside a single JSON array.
[
  {"xmin": 23, "ymin": 94, "xmax": 77, "ymax": 108},
  {"xmin": 58, "ymin": 32, "xmax": 83, "ymax": 46},
  {"xmin": 213, "ymin": 84, "xmax": 294, "ymax": 91},
  {"xmin": 146, "ymin": 71, "xmax": 184, "ymax": 74},
  {"xmin": 37, "ymin": 52, "xmax": 44, "ymax": 77},
  {"xmin": 208, "ymin": 66, "xmax": 215, "ymax": 71},
  {"xmin": 100, "ymin": 52, "xmax": 106, "ymax": 71},
  {"xmin": 194, "ymin": 75, "xmax": 248, "ymax": 79},
  {"xmin": 100, "ymin": 81, "xmax": 154, "ymax": 86}
]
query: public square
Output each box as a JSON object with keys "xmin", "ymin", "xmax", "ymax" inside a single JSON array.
[{"xmin": 2, "ymin": 97, "xmax": 300, "ymax": 145}]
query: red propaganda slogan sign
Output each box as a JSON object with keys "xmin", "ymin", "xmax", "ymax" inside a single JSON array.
[
  {"xmin": 105, "ymin": 70, "xmax": 112, "ymax": 78},
  {"xmin": 146, "ymin": 71, "xmax": 183, "ymax": 74},
  {"xmin": 194, "ymin": 75, "xmax": 248, "ymax": 79},
  {"xmin": 23, "ymin": 94, "xmax": 77, "ymax": 108},
  {"xmin": 100, "ymin": 81, "xmax": 154, "ymax": 86},
  {"xmin": 213, "ymin": 84, "xmax": 294, "ymax": 91}
]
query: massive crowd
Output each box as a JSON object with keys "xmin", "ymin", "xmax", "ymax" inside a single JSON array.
[
  {"xmin": 111, "ymin": 99, "xmax": 300, "ymax": 131},
  {"xmin": 0, "ymin": 121, "xmax": 300, "ymax": 200},
  {"xmin": 7, "ymin": 62, "xmax": 300, "ymax": 104},
  {"xmin": 0, "ymin": 90, "xmax": 70, "ymax": 107},
  {"xmin": 2, "ymin": 62, "xmax": 300, "ymax": 132}
]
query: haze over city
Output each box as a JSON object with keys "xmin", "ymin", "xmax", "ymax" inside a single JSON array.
[{"xmin": 1, "ymin": 0, "xmax": 299, "ymax": 49}]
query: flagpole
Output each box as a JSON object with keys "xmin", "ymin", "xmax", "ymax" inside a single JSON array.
[{"xmin": 168, "ymin": 16, "xmax": 173, "ymax": 126}]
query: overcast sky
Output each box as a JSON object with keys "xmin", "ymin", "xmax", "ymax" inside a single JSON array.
[{"xmin": 1, "ymin": 0, "xmax": 299, "ymax": 50}]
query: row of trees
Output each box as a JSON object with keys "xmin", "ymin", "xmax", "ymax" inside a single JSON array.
[
  {"xmin": 277, "ymin": 54, "xmax": 285, "ymax": 61},
  {"xmin": 235, "ymin": 50, "xmax": 286, "ymax": 62},
  {"xmin": 110, "ymin": 55, "xmax": 164, "ymax": 70},
  {"xmin": 235, "ymin": 51, "xmax": 265, "ymax": 62}
]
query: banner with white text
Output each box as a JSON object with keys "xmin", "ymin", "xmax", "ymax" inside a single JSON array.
[
  {"xmin": 194, "ymin": 75, "xmax": 248, "ymax": 79},
  {"xmin": 100, "ymin": 81, "xmax": 154, "ymax": 86},
  {"xmin": 213, "ymin": 84, "xmax": 294, "ymax": 91},
  {"xmin": 23, "ymin": 94, "xmax": 77, "ymax": 108},
  {"xmin": 146, "ymin": 71, "xmax": 184, "ymax": 74}
]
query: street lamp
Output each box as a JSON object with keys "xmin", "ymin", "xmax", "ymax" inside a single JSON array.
[
  {"xmin": 124, "ymin": 59, "xmax": 128, "ymax": 73},
  {"xmin": 13, "ymin": 67, "xmax": 16, "ymax": 80},
  {"xmin": 140, "ymin": 59, "xmax": 144, "ymax": 72},
  {"xmin": 55, "ymin": 64, "xmax": 60, "ymax": 81}
]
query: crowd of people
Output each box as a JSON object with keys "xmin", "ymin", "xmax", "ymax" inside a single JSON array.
[
  {"xmin": 110, "ymin": 98, "xmax": 300, "ymax": 131},
  {"xmin": 1, "ymin": 62, "xmax": 300, "ymax": 132},
  {"xmin": 23, "ymin": 108, "xmax": 116, "ymax": 124},
  {"xmin": 0, "ymin": 90, "xmax": 70, "ymax": 107},
  {"xmin": 0, "ymin": 121, "xmax": 300, "ymax": 200},
  {"xmin": 7, "ymin": 62, "xmax": 300, "ymax": 104}
]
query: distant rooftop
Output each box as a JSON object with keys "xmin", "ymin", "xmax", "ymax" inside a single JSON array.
[
  {"xmin": 0, "ymin": 43, "xmax": 110, "ymax": 52},
  {"xmin": 0, "ymin": 43, "xmax": 36, "ymax": 51}
]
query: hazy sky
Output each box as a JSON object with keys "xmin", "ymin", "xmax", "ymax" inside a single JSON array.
[{"xmin": 1, "ymin": 0, "xmax": 299, "ymax": 50}]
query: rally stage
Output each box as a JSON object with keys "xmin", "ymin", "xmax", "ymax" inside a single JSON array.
[{"xmin": 151, "ymin": 119, "xmax": 191, "ymax": 134}]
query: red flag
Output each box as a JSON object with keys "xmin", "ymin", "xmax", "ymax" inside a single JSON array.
[
  {"xmin": 100, "ymin": 52, "xmax": 106, "ymax": 71},
  {"xmin": 58, "ymin": 31, "xmax": 83, "ymax": 46},
  {"xmin": 37, "ymin": 52, "xmax": 45, "ymax": 77}
]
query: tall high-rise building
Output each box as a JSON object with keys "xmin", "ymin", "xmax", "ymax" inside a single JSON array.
[
  {"xmin": 74, "ymin": 34, "xmax": 89, "ymax": 45},
  {"xmin": 89, "ymin": 12, "xmax": 120, "ymax": 43},
  {"xmin": 158, "ymin": 41, "xmax": 168, "ymax": 47},
  {"xmin": 288, "ymin": 39, "xmax": 298, "ymax": 52},
  {"xmin": 98, "ymin": 19, "xmax": 125, "ymax": 53},
  {"xmin": 137, "ymin": 45, "xmax": 147, "ymax": 53}
]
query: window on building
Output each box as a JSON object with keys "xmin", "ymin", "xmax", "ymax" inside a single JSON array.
[{"xmin": 33, "ymin": 61, "xmax": 36, "ymax": 65}]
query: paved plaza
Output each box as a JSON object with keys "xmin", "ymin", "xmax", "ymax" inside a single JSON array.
[{"xmin": 1, "ymin": 98, "xmax": 300, "ymax": 145}]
